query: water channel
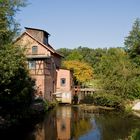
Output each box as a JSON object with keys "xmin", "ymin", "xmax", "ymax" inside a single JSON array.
[{"xmin": 1, "ymin": 106, "xmax": 140, "ymax": 140}]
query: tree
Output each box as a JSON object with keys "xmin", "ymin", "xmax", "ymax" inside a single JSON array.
[
  {"xmin": 0, "ymin": 0, "xmax": 26, "ymax": 46},
  {"xmin": 57, "ymin": 46, "xmax": 107, "ymax": 75},
  {"xmin": 125, "ymin": 18, "xmax": 140, "ymax": 51},
  {"xmin": 124, "ymin": 18, "xmax": 140, "ymax": 65},
  {"xmin": 67, "ymin": 49, "xmax": 83, "ymax": 61},
  {"xmin": 0, "ymin": 45, "xmax": 34, "ymax": 112},
  {"xmin": 63, "ymin": 60, "xmax": 93, "ymax": 85},
  {"xmin": 0, "ymin": 0, "xmax": 34, "ymax": 119},
  {"xmin": 97, "ymin": 48, "xmax": 140, "ymax": 99},
  {"xmin": 57, "ymin": 48, "xmax": 72, "ymax": 60}
]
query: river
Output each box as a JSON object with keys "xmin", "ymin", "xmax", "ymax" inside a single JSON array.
[{"xmin": 1, "ymin": 105, "xmax": 140, "ymax": 140}]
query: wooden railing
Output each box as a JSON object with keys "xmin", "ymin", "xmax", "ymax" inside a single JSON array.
[{"xmin": 74, "ymin": 86, "xmax": 96, "ymax": 94}]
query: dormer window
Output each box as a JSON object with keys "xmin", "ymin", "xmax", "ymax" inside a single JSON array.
[{"xmin": 32, "ymin": 46, "xmax": 38, "ymax": 54}]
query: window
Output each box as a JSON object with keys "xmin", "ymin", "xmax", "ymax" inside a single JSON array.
[
  {"xmin": 28, "ymin": 61, "xmax": 36, "ymax": 69},
  {"xmin": 61, "ymin": 78, "xmax": 66, "ymax": 86},
  {"xmin": 32, "ymin": 46, "xmax": 38, "ymax": 54}
]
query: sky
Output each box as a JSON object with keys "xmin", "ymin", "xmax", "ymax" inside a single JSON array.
[{"xmin": 16, "ymin": 0, "xmax": 140, "ymax": 49}]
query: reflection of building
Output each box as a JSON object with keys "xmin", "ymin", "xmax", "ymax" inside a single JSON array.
[
  {"xmin": 15, "ymin": 27, "xmax": 73, "ymax": 102},
  {"xmin": 30, "ymin": 106, "xmax": 71, "ymax": 140},
  {"xmin": 31, "ymin": 113, "xmax": 57, "ymax": 140},
  {"xmin": 56, "ymin": 106, "xmax": 71, "ymax": 140}
]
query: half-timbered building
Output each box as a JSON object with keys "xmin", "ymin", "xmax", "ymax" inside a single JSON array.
[{"xmin": 15, "ymin": 27, "xmax": 73, "ymax": 103}]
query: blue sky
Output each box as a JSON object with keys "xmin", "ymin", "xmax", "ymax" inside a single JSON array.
[{"xmin": 16, "ymin": 0, "xmax": 140, "ymax": 49}]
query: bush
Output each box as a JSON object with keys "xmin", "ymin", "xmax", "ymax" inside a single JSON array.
[
  {"xmin": 81, "ymin": 93, "xmax": 123, "ymax": 109},
  {"xmin": 129, "ymin": 128, "xmax": 140, "ymax": 140},
  {"xmin": 43, "ymin": 100, "xmax": 58, "ymax": 111}
]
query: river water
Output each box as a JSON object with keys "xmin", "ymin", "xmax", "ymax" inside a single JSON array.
[{"xmin": 1, "ymin": 106, "xmax": 140, "ymax": 140}]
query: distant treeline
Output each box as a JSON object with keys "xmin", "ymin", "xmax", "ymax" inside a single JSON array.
[{"xmin": 57, "ymin": 18, "xmax": 140, "ymax": 103}]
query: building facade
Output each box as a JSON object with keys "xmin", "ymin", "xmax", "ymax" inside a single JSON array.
[
  {"xmin": 55, "ymin": 69, "xmax": 73, "ymax": 103},
  {"xmin": 15, "ymin": 27, "xmax": 73, "ymax": 103}
]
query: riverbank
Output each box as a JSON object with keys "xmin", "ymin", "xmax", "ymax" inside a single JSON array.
[
  {"xmin": 73, "ymin": 104, "xmax": 117, "ymax": 113},
  {"xmin": 72, "ymin": 101, "xmax": 140, "ymax": 118},
  {"xmin": 0, "ymin": 100, "xmax": 57, "ymax": 130}
]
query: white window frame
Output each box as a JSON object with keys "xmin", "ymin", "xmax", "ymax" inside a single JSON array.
[{"xmin": 28, "ymin": 60, "xmax": 36, "ymax": 69}]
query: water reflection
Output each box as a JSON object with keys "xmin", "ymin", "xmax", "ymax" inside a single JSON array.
[
  {"xmin": 4, "ymin": 106, "xmax": 140, "ymax": 140},
  {"xmin": 30, "ymin": 106, "xmax": 140, "ymax": 140},
  {"xmin": 30, "ymin": 106, "xmax": 95, "ymax": 140},
  {"xmin": 56, "ymin": 106, "xmax": 71, "ymax": 140},
  {"xmin": 71, "ymin": 107, "xmax": 100, "ymax": 140},
  {"xmin": 29, "ymin": 109, "xmax": 57, "ymax": 140},
  {"xmin": 95, "ymin": 112, "xmax": 140, "ymax": 140}
]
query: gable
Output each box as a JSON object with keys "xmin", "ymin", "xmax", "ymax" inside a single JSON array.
[{"xmin": 15, "ymin": 32, "xmax": 52, "ymax": 56}]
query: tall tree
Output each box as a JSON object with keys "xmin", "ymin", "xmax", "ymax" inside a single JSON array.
[
  {"xmin": 0, "ymin": 0, "xmax": 34, "ymax": 119},
  {"xmin": 124, "ymin": 18, "xmax": 140, "ymax": 64},
  {"xmin": 0, "ymin": 0, "xmax": 26, "ymax": 46}
]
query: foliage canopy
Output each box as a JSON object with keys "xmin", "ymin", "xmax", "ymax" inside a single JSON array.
[
  {"xmin": 125, "ymin": 18, "xmax": 140, "ymax": 65},
  {"xmin": 0, "ymin": 0, "xmax": 34, "ymax": 119},
  {"xmin": 63, "ymin": 60, "xmax": 93, "ymax": 85},
  {"xmin": 0, "ymin": 0, "xmax": 26, "ymax": 46}
]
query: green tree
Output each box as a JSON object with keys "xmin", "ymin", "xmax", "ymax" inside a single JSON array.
[
  {"xmin": 0, "ymin": 0, "xmax": 26, "ymax": 46},
  {"xmin": 67, "ymin": 49, "xmax": 83, "ymax": 61},
  {"xmin": 125, "ymin": 18, "xmax": 140, "ymax": 52},
  {"xmin": 0, "ymin": 0, "xmax": 34, "ymax": 119},
  {"xmin": 124, "ymin": 18, "xmax": 140, "ymax": 65},
  {"xmin": 98, "ymin": 48, "xmax": 140, "ymax": 99},
  {"xmin": 57, "ymin": 48, "xmax": 72, "ymax": 60},
  {"xmin": 0, "ymin": 45, "xmax": 34, "ymax": 114}
]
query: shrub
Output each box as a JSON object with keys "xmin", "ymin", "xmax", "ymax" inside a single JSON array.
[{"xmin": 81, "ymin": 93, "xmax": 123, "ymax": 109}]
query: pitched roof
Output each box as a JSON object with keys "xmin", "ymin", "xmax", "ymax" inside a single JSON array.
[
  {"xmin": 25, "ymin": 27, "xmax": 50, "ymax": 36},
  {"xmin": 14, "ymin": 30, "xmax": 62, "ymax": 57}
]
